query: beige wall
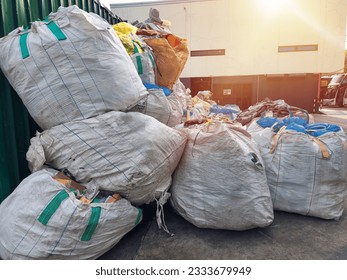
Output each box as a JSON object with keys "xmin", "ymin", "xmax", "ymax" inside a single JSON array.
[{"xmin": 111, "ymin": 0, "xmax": 347, "ymax": 77}]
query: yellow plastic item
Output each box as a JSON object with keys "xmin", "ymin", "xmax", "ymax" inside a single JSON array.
[
  {"xmin": 112, "ymin": 22, "xmax": 142, "ymax": 55},
  {"xmin": 113, "ymin": 22, "xmax": 137, "ymax": 35}
]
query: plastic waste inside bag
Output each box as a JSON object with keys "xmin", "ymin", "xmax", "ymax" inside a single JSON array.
[{"xmin": 208, "ymin": 104, "xmax": 240, "ymax": 120}]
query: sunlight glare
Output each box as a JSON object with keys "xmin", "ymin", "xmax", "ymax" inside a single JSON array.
[{"xmin": 257, "ymin": 0, "xmax": 290, "ymax": 13}]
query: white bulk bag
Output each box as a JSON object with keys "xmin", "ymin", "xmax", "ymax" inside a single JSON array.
[
  {"xmin": 251, "ymin": 127, "xmax": 347, "ymax": 219},
  {"xmin": 170, "ymin": 121, "xmax": 274, "ymax": 230},
  {"xmin": 0, "ymin": 5, "xmax": 147, "ymax": 130},
  {"xmin": 131, "ymin": 43, "xmax": 156, "ymax": 84},
  {"xmin": 167, "ymin": 91, "xmax": 185, "ymax": 127},
  {"xmin": 0, "ymin": 169, "xmax": 142, "ymax": 260},
  {"xmin": 129, "ymin": 88, "xmax": 183, "ymax": 127},
  {"xmin": 26, "ymin": 111, "xmax": 187, "ymax": 206}
]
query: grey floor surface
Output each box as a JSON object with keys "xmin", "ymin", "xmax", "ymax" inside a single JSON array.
[{"xmin": 99, "ymin": 201, "xmax": 347, "ymax": 260}]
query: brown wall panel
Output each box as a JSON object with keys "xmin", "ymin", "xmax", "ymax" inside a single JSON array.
[{"xmin": 181, "ymin": 74, "xmax": 319, "ymax": 112}]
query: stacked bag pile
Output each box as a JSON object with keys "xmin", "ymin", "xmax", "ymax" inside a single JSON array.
[
  {"xmin": 169, "ymin": 97, "xmax": 347, "ymax": 231},
  {"xmin": 1, "ymin": 4, "xmax": 346, "ymax": 260},
  {"xmin": 0, "ymin": 5, "xmax": 188, "ymax": 259},
  {"xmin": 214, "ymin": 98, "xmax": 347, "ymax": 220},
  {"xmin": 112, "ymin": 9, "xmax": 191, "ymax": 127}
]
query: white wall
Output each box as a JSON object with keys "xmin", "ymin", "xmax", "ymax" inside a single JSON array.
[{"xmin": 111, "ymin": 0, "xmax": 347, "ymax": 77}]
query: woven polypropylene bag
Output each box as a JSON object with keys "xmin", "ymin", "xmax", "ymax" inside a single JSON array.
[
  {"xmin": 0, "ymin": 169, "xmax": 142, "ymax": 260},
  {"xmin": 0, "ymin": 5, "xmax": 147, "ymax": 130},
  {"xmin": 131, "ymin": 44, "xmax": 156, "ymax": 84},
  {"xmin": 128, "ymin": 88, "xmax": 183, "ymax": 127},
  {"xmin": 251, "ymin": 127, "xmax": 347, "ymax": 220},
  {"xmin": 26, "ymin": 111, "xmax": 187, "ymax": 206},
  {"xmin": 170, "ymin": 121, "xmax": 274, "ymax": 230}
]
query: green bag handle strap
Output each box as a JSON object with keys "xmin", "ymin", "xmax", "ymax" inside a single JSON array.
[
  {"xmin": 38, "ymin": 190, "xmax": 69, "ymax": 225},
  {"xmin": 20, "ymin": 32, "xmax": 30, "ymax": 59},
  {"xmin": 81, "ymin": 206, "xmax": 142, "ymax": 241},
  {"xmin": 132, "ymin": 41, "xmax": 143, "ymax": 75},
  {"xmin": 19, "ymin": 20, "xmax": 66, "ymax": 59},
  {"xmin": 19, "ymin": 19, "xmax": 41, "ymax": 58},
  {"xmin": 135, "ymin": 208, "xmax": 143, "ymax": 226},
  {"xmin": 81, "ymin": 206, "xmax": 143, "ymax": 241},
  {"xmin": 44, "ymin": 20, "xmax": 67, "ymax": 41},
  {"xmin": 132, "ymin": 40, "xmax": 144, "ymax": 54},
  {"xmin": 148, "ymin": 50, "xmax": 155, "ymax": 68},
  {"xmin": 38, "ymin": 190, "xmax": 102, "ymax": 242},
  {"xmin": 136, "ymin": 56, "xmax": 143, "ymax": 75},
  {"xmin": 133, "ymin": 41, "xmax": 140, "ymax": 54},
  {"xmin": 81, "ymin": 206, "xmax": 101, "ymax": 241}
]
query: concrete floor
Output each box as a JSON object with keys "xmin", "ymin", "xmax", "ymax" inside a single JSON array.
[
  {"xmin": 99, "ymin": 110, "xmax": 347, "ymax": 260},
  {"xmin": 99, "ymin": 201, "xmax": 347, "ymax": 260}
]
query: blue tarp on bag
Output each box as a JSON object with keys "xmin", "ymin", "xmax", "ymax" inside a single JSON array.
[
  {"xmin": 144, "ymin": 83, "xmax": 172, "ymax": 96},
  {"xmin": 209, "ymin": 104, "xmax": 240, "ymax": 120},
  {"xmin": 306, "ymin": 123, "xmax": 341, "ymax": 137},
  {"xmin": 256, "ymin": 117, "xmax": 281, "ymax": 130},
  {"xmin": 282, "ymin": 117, "xmax": 307, "ymax": 127},
  {"xmin": 256, "ymin": 117, "xmax": 341, "ymax": 136},
  {"xmin": 286, "ymin": 122, "xmax": 307, "ymax": 134}
]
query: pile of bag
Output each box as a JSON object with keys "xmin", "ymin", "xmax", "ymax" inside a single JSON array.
[
  {"xmin": 112, "ymin": 11, "xmax": 190, "ymax": 127},
  {"xmin": 185, "ymin": 90, "xmax": 240, "ymax": 122},
  {"xmin": 0, "ymin": 5, "xmax": 188, "ymax": 260},
  {"xmin": 113, "ymin": 21, "xmax": 156, "ymax": 85},
  {"xmin": 170, "ymin": 97, "xmax": 347, "ymax": 229},
  {"xmin": 236, "ymin": 98, "xmax": 312, "ymax": 126},
  {"xmin": 1, "ymin": 3, "xmax": 347, "ymax": 259}
]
